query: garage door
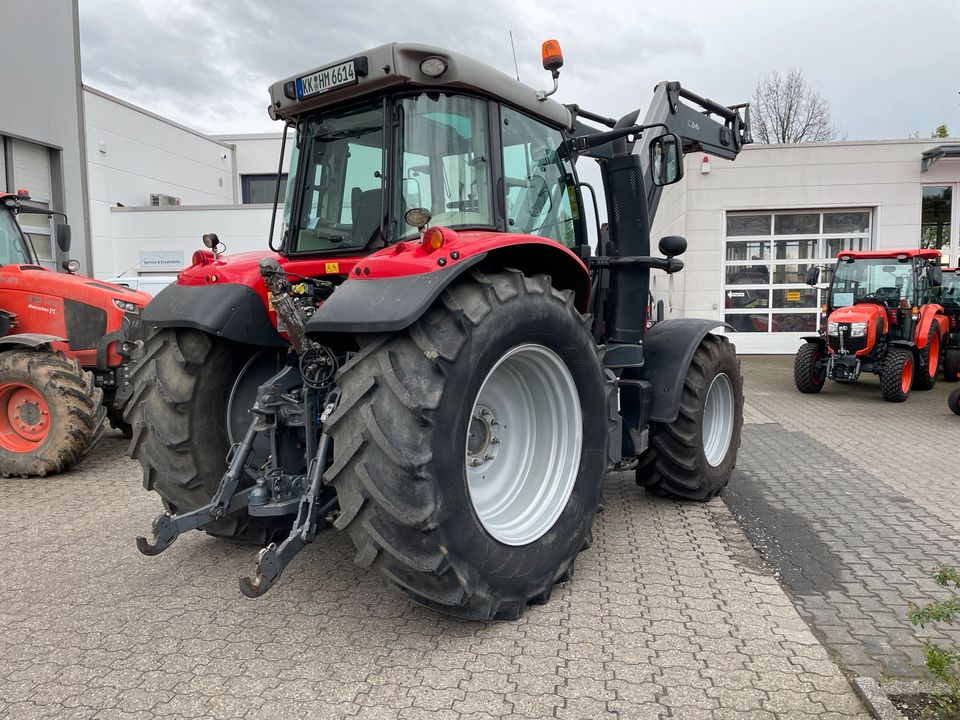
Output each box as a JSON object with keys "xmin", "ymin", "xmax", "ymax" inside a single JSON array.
[
  {"xmin": 10, "ymin": 139, "xmax": 54, "ymax": 269},
  {"xmin": 724, "ymin": 209, "xmax": 873, "ymax": 354}
]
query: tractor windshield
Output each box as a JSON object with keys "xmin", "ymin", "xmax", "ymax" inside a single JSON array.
[
  {"xmin": 0, "ymin": 208, "xmax": 31, "ymax": 266},
  {"xmin": 829, "ymin": 258, "xmax": 916, "ymax": 308}
]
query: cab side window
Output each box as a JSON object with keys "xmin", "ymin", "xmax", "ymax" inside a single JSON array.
[{"xmin": 500, "ymin": 107, "xmax": 581, "ymax": 248}]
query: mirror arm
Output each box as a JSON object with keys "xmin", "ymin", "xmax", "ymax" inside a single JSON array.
[{"xmin": 567, "ymin": 122, "xmax": 668, "ymax": 153}]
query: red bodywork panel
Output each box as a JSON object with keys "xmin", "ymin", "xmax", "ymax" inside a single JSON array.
[
  {"xmin": 827, "ymin": 304, "xmax": 887, "ymax": 356},
  {"xmin": 916, "ymin": 304, "xmax": 949, "ymax": 349},
  {"xmin": 180, "ymin": 228, "xmax": 591, "ymax": 331},
  {"xmin": 0, "ymin": 264, "xmax": 150, "ymax": 368}
]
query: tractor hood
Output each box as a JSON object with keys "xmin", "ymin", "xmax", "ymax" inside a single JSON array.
[
  {"xmin": 828, "ymin": 303, "xmax": 887, "ymax": 326},
  {"xmin": 0, "ymin": 264, "xmax": 151, "ymax": 310}
]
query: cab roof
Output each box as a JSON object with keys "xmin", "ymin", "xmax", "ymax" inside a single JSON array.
[
  {"xmin": 267, "ymin": 43, "xmax": 573, "ymax": 130},
  {"xmin": 837, "ymin": 248, "xmax": 942, "ymax": 260}
]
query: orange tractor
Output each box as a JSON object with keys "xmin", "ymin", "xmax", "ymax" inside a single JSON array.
[
  {"xmin": 794, "ymin": 248, "xmax": 948, "ymax": 402},
  {"xmin": 0, "ymin": 191, "xmax": 150, "ymax": 476}
]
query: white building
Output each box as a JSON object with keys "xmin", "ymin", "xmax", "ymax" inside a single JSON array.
[
  {"xmin": 651, "ymin": 139, "xmax": 960, "ymax": 353},
  {"xmin": 3, "ymin": 2, "xmax": 959, "ymax": 354}
]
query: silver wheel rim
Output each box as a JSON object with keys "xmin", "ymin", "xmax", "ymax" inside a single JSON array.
[
  {"xmin": 465, "ymin": 343, "xmax": 582, "ymax": 546},
  {"xmin": 702, "ymin": 373, "xmax": 734, "ymax": 468}
]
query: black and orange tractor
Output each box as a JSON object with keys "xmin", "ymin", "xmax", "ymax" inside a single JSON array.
[
  {"xmin": 0, "ymin": 191, "xmax": 150, "ymax": 476},
  {"xmin": 794, "ymin": 248, "xmax": 949, "ymax": 402}
]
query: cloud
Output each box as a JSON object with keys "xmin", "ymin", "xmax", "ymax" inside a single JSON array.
[{"xmin": 79, "ymin": 0, "xmax": 960, "ymax": 139}]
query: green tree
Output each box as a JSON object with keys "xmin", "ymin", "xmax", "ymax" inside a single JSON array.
[{"xmin": 933, "ymin": 124, "xmax": 950, "ymax": 138}]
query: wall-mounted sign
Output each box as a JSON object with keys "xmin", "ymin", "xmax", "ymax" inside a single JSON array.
[
  {"xmin": 786, "ymin": 290, "xmax": 802, "ymax": 302},
  {"xmin": 139, "ymin": 250, "xmax": 184, "ymax": 270}
]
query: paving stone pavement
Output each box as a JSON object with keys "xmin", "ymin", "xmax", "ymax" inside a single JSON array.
[
  {"xmin": 1, "ymin": 430, "xmax": 868, "ymax": 718},
  {"xmin": 728, "ymin": 355, "xmax": 960, "ymax": 681}
]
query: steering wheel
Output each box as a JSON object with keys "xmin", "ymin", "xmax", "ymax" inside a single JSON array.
[{"xmin": 858, "ymin": 293, "xmax": 891, "ymax": 307}]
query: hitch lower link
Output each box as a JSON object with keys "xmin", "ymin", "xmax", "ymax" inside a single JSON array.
[{"xmin": 136, "ymin": 387, "xmax": 341, "ymax": 599}]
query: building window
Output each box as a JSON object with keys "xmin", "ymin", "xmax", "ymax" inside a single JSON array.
[
  {"xmin": 921, "ymin": 185, "xmax": 953, "ymax": 263},
  {"xmin": 241, "ymin": 174, "xmax": 288, "ymax": 204},
  {"xmin": 723, "ymin": 209, "xmax": 873, "ymax": 334}
]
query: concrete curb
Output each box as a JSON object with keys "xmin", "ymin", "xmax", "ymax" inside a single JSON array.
[
  {"xmin": 852, "ymin": 677, "xmax": 904, "ymax": 720},
  {"xmin": 852, "ymin": 678, "xmax": 950, "ymax": 719}
]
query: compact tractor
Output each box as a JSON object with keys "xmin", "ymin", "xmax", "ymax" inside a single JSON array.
[
  {"xmin": 0, "ymin": 191, "xmax": 149, "ymax": 476},
  {"xmin": 127, "ymin": 42, "xmax": 751, "ymax": 619},
  {"xmin": 794, "ymin": 248, "xmax": 949, "ymax": 402}
]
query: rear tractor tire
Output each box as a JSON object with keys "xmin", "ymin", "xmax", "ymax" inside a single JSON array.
[
  {"xmin": 880, "ymin": 346, "xmax": 913, "ymax": 402},
  {"xmin": 949, "ymin": 387, "xmax": 960, "ymax": 415},
  {"xmin": 0, "ymin": 349, "xmax": 105, "ymax": 477},
  {"xmin": 125, "ymin": 328, "xmax": 289, "ymax": 544},
  {"xmin": 914, "ymin": 330, "xmax": 940, "ymax": 391},
  {"xmin": 636, "ymin": 335, "xmax": 743, "ymax": 501},
  {"xmin": 794, "ymin": 341, "xmax": 826, "ymax": 394},
  {"xmin": 942, "ymin": 347, "xmax": 960, "ymax": 383},
  {"xmin": 324, "ymin": 270, "xmax": 610, "ymax": 620}
]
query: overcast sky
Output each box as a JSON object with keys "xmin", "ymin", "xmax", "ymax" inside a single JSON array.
[{"xmin": 78, "ymin": 0, "xmax": 959, "ymax": 140}]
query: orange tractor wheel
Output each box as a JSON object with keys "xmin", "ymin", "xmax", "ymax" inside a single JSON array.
[{"xmin": 0, "ymin": 350, "xmax": 105, "ymax": 477}]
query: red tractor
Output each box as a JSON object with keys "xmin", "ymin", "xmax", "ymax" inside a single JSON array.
[
  {"xmin": 794, "ymin": 248, "xmax": 949, "ymax": 402},
  {"xmin": 0, "ymin": 191, "xmax": 150, "ymax": 476},
  {"xmin": 126, "ymin": 42, "xmax": 752, "ymax": 619}
]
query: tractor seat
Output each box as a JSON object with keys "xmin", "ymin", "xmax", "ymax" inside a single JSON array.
[{"xmin": 351, "ymin": 187, "xmax": 383, "ymax": 246}]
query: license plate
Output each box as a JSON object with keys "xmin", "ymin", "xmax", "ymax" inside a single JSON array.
[{"xmin": 297, "ymin": 60, "xmax": 357, "ymax": 99}]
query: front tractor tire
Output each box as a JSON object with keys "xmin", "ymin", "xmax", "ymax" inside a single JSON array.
[
  {"xmin": 880, "ymin": 346, "xmax": 913, "ymax": 402},
  {"xmin": 125, "ymin": 329, "xmax": 288, "ymax": 543},
  {"xmin": 636, "ymin": 335, "xmax": 743, "ymax": 501},
  {"xmin": 794, "ymin": 341, "xmax": 826, "ymax": 394},
  {"xmin": 324, "ymin": 270, "xmax": 609, "ymax": 621},
  {"xmin": 0, "ymin": 350, "xmax": 105, "ymax": 477}
]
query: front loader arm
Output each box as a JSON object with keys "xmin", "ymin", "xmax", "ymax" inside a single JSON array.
[{"xmin": 569, "ymin": 81, "xmax": 751, "ymax": 221}]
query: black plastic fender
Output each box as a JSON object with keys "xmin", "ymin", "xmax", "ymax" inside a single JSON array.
[
  {"xmin": 0, "ymin": 333, "xmax": 64, "ymax": 349},
  {"xmin": 305, "ymin": 253, "xmax": 486, "ymax": 334},
  {"xmin": 890, "ymin": 339, "xmax": 917, "ymax": 351},
  {"xmin": 800, "ymin": 335, "xmax": 826, "ymax": 348},
  {"xmin": 638, "ymin": 319, "xmax": 734, "ymax": 423},
  {"xmin": 141, "ymin": 283, "xmax": 285, "ymax": 347}
]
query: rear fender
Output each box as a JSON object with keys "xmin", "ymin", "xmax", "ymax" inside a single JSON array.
[
  {"xmin": 637, "ymin": 319, "xmax": 733, "ymax": 423},
  {"xmin": 141, "ymin": 283, "xmax": 285, "ymax": 347},
  {"xmin": 915, "ymin": 305, "xmax": 948, "ymax": 349},
  {"xmin": 305, "ymin": 242, "xmax": 592, "ymax": 334}
]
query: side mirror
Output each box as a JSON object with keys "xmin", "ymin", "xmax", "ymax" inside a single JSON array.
[
  {"xmin": 928, "ymin": 265, "xmax": 943, "ymax": 287},
  {"xmin": 650, "ymin": 133, "xmax": 684, "ymax": 187},
  {"xmin": 659, "ymin": 235, "xmax": 687, "ymax": 258},
  {"xmin": 805, "ymin": 266, "xmax": 821, "ymax": 286},
  {"xmin": 55, "ymin": 224, "xmax": 71, "ymax": 253}
]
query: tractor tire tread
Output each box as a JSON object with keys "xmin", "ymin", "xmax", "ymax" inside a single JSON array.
[
  {"xmin": 324, "ymin": 269, "xmax": 606, "ymax": 620},
  {"xmin": 0, "ymin": 349, "xmax": 105, "ymax": 478},
  {"xmin": 124, "ymin": 328, "xmax": 287, "ymax": 543},
  {"xmin": 794, "ymin": 342, "xmax": 825, "ymax": 394},
  {"xmin": 636, "ymin": 335, "xmax": 743, "ymax": 502}
]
